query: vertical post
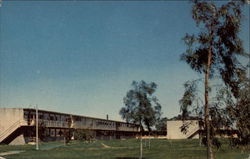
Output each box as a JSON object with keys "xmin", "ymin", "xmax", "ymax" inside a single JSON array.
[
  {"xmin": 140, "ymin": 133, "xmax": 143, "ymax": 159},
  {"xmin": 64, "ymin": 134, "xmax": 66, "ymax": 146},
  {"xmin": 36, "ymin": 104, "xmax": 39, "ymax": 150},
  {"xmin": 148, "ymin": 138, "xmax": 151, "ymax": 149}
]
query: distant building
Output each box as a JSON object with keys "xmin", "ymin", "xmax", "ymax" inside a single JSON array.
[
  {"xmin": 166, "ymin": 119, "xmax": 238, "ymax": 139},
  {"xmin": 167, "ymin": 120, "xmax": 200, "ymax": 139},
  {"xmin": 0, "ymin": 108, "xmax": 139, "ymax": 145}
]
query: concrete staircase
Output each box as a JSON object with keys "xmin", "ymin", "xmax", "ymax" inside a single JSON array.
[
  {"xmin": 0, "ymin": 120, "xmax": 25, "ymax": 144},
  {"xmin": 186, "ymin": 126, "xmax": 200, "ymax": 139}
]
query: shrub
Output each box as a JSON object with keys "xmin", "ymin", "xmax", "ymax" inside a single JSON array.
[{"xmin": 74, "ymin": 129, "xmax": 95, "ymax": 141}]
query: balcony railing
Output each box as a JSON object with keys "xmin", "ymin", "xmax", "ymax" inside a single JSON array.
[
  {"xmin": 26, "ymin": 119, "xmax": 70, "ymax": 128},
  {"xmin": 24, "ymin": 119, "xmax": 139, "ymax": 131},
  {"xmin": 42, "ymin": 120, "xmax": 70, "ymax": 128}
]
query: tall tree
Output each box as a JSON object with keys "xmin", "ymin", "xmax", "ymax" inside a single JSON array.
[
  {"xmin": 120, "ymin": 80, "xmax": 162, "ymax": 131},
  {"xmin": 180, "ymin": 1, "xmax": 247, "ymax": 158}
]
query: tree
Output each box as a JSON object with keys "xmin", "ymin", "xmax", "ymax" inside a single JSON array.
[
  {"xmin": 155, "ymin": 117, "xmax": 168, "ymax": 132},
  {"xmin": 180, "ymin": 1, "xmax": 247, "ymax": 158},
  {"xmin": 179, "ymin": 79, "xmax": 203, "ymax": 120},
  {"xmin": 38, "ymin": 121, "xmax": 47, "ymax": 141},
  {"xmin": 224, "ymin": 69, "xmax": 250, "ymax": 149},
  {"xmin": 31, "ymin": 121, "xmax": 47, "ymax": 141},
  {"xmin": 179, "ymin": 79, "xmax": 229, "ymax": 148},
  {"xmin": 64, "ymin": 117, "xmax": 72, "ymax": 144},
  {"xmin": 234, "ymin": 80, "xmax": 250, "ymax": 148},
  {"xmin": 180, "ymin": 77, "xmax": 250, "ymax": 149},
  {"xmin": 120, "ymin": 80, "xmax": 162, "ymax": 131},
  {"xmin": 74, "ymin": 129, "xmax": 95, "ymax": 142}
]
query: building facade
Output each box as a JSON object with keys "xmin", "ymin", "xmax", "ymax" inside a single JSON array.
[
  {"xmin": 166, "ymin": 120, "xmax": 200, "ymax": 139},
  {"xmin": 0, "ymin": 108, "xmax": 139, "ymax": 145},
  {"xmin": 166, "ymin": 120, "xmax": 237, "ymax": 139}
]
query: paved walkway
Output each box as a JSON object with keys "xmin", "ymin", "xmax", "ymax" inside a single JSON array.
[
  {"xmin": 247, "ymin": 154, "xmax": 250, "ymax": 159},
  {"xmin": 0, "ymin": 150, "xmax": 24, "ymax": 156},
  {"xmin": 0, "ymin": 143, "xmax": 64, "ymax": 158}
]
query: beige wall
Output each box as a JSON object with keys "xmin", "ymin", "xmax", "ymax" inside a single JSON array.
[
  {"xmin": 167, "ymin": 120, "xmax": 199, "ymax": 139},
  {"xmin": 0, "ymin": 108, "xmax": 25, "ymax": 136}
]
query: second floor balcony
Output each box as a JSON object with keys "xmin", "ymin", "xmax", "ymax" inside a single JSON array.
[{"xmin": 26, "ymin": 119, "xmax": 70, "ymax": 128}]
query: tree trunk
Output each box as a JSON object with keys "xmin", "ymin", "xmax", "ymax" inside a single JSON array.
[{"xmin": 204, "ymin": 47, "xmax": 214, "ymax": 159}]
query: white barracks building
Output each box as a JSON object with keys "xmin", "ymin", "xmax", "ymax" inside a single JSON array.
[{"xmin": 0, "ymin": 108, "xmax": 139, "ymax": 145}]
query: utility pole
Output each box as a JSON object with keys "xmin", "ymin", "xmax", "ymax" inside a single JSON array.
[{"xmin": 36, "ymin": 104, "xmax": 39, "ymax": 150}]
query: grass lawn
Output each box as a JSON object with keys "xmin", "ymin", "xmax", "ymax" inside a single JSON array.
[{"xmin": 0, "ymin": 139, "xmax": 249, "ymax": 159}]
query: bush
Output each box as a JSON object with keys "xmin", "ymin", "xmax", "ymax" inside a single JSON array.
[
  {"xmin": 64, "ymin": 129, "xmax": 73, "ymax": 144},
  {"xmin": 74, "ymin": 129, "xmax": 95, "ymax": 141},
  {"xmin": 202, "ymin": 137, "xmax": 222, "ymax": 150}
]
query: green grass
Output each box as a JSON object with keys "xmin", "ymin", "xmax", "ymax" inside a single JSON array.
[{"xmin": 0, "ymin": 139, "xmax": 249, "ymax": 159}]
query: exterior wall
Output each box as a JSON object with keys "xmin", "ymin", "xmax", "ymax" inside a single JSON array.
[
  {"xmin": 10, "ymin": 134, "xmax": 26, "ymax": 145},
  {"xmin": 167, "ymin": 120, "xmax": 200, "ymax": 139},
  {"xmin": 22, "ymin": 109, "xmax": 139, "ymax": 132},
  {"xmin": 1, "ymin": 108, "xmax": 139, "ymax": 144},
  {"xmin": 0, "ymin": 108, "xmax": 25, "ymax": 136},
  {"xmin": 71, "ymin": 115, "xmax": 139, "ymax": 132}
]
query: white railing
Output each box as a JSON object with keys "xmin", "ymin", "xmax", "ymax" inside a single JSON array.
[
  {"xmin": 26, "ymin": 119, "xmax": 139, "ymax": 132},
  {"xmin": 27, "ymin": 119, "xmax": 70, "ymax": 128},
  {"xmin": 117, "ymin": 126, "xmax": 138, "ymax": 132},
  {"xmin": 41, "ymin": 120, "xmax": 69, "ymax": 128}
]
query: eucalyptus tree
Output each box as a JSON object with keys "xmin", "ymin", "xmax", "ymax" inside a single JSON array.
[
  {"xmin": 120, "ymin": 80, "xmax": 162, "ymax": 131},
  {"xmin": 180, "ymin": 0, "xmax": 247, "ymax": 158}
]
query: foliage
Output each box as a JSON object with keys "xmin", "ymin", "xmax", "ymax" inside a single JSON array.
[
  {"xmin": 38, "ymin": 121, "xmax": 47, "ymax": 141},
  {"xmin": 208, "ymin": 70, "xmax": 250, "ymax": 149},
  {"xmin": 63, "ymin": 117, "xmax": 73, "ymax": 143},
  {"xmin": 120, "ymin": 80, "xmax": 162, "ymax": 131},
  {"xmin": 181, "ymin": 0, "xmax": 248, "ymax": 97},
  {"xmin": 155, "ymin": 117, "xmax": 168, "ymax": 131},
  {"xmin": 216, "ymin": 76, "xmax": 250, "ymax": 149},
  {"xmin": 179, "ymin": 79, "xmax": 203, "ymax": 119},
  {"xmin": 180, "ymin": 0, "xmax": 247, "ymax": 158},
  {"xmin": 232, "ymin": 76, "xmax": 250, "ymax": 146},
  {"xmin": 180, "ymin": 78, "xmax": 250, "ymax": 150},
  {"xmin": 74, "ymin": 129, "xmax": 95, "ymax": 141},
  {"xmin": 31, "ymin": 121, "xmax": 47, "ymax": 141},
  {"xmin": 64, "ymin": 129, "xmax": 72, "ymax": 144},
  {"xmin": 202, "ymin": 137, "xmax": 222, "ymax": 150}
]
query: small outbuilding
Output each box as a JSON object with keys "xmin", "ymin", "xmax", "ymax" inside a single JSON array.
[{"xmin": 167, "ymin": 120, "xmax": 200, "ymax": 139}]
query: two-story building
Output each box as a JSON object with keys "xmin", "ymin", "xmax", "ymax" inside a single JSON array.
[{"xmin": 0, "ymin": 108, "xmax": 139, "ymax": 145}]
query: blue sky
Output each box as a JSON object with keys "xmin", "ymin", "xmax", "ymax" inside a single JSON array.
[{"xmin": 0, "ymin": 1, "xmax": 249, "ymax": 121}]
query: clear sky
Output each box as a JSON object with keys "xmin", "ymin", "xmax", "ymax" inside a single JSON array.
[{"xmin": 0, "ymin": 1, "xmax": 249, "ymax": 121}]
